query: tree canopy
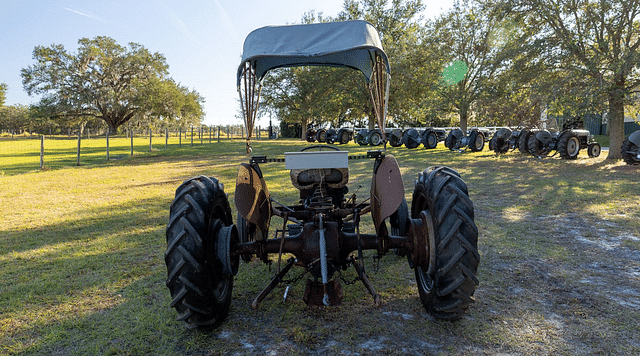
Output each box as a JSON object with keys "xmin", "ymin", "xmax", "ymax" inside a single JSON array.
[
  {"xmin": 0, "ymin": 83, "xmax": 7, "ymax": 107},
  {"xmin": 21, "ymin": 36, "xmax": 204, "ymax": 134},
  {"xmin": 492, "ymin": 0, "xmax": 640, "ymax": 159}
]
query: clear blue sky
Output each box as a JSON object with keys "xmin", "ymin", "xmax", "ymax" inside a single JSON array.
[{"xmin": 1, "ymin": 0, "xmax": 453, "ymax": 126}]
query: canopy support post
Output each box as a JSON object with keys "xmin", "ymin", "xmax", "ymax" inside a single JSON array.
[
  {"xmin": 369, "ymin": 54, "xmax": 390, "ymax": 150},
  {"xmin": 239, "ymin": 61, "xmax": 262, "ymax": 155}
]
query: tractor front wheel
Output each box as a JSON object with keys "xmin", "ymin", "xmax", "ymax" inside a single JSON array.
[
  {"xmin": 411, "ymin": 167, "xmax": 479, "ymax": 320},
  {"xmin": 588, "ymin": 142, "xmax": 601, "ymax": 158},
  {"xmin": 165, "ymin": 176, "xmax": 237, "ymax": 329}
]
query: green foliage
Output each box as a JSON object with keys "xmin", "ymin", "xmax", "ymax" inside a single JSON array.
[
  {"xmin": 260, "ymin": 0, "xmax": 426, "ymax": 130},
  {"xmin": 500, "ymin": 0, "xmax": 640, "ymax": 158},
  {"xmin": 0, "ymin": 82, "xmax": 7, "ymax": 107},
  {"xmin": 0, "ymin": 104, "xmax": 30, "ymax": 134},
  {"xmin": 21, "ymin": 36, "xmax": 204, "ymax": 134}
]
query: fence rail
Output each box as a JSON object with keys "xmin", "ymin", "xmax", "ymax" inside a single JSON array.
[{"xmin": 0, "ymin": 126, "xmax": 275, "ymax": 176}]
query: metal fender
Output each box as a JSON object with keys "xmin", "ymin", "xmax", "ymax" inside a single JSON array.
[
  {"xmin": 629, "ymin": 130, "xmax": 640, "ymax": 146},
  {"xmin": 535, "ymin": 130, "xmax": 554, "ymax": 145},
  {"xmin": 450, "ymin": 128, "xmax": 464, "ymax": 140},
  {"xmin": 496, "ymin": 127, "xmax": 512, "ymax": 140},
  {"xmin": 235, "ymin": 163, "xmax": 271, "ymax": 240},
  {"xmin": 371, "ymin": 154, "xmax": 405, "ymax": 237}
]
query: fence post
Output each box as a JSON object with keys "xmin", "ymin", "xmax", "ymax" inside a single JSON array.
[
  {"xmin": 179, "ymin": 127, "xmax": 182, "ymax": 147},
  {"xmin": 149, "ymin": 125, "xmax": 153, "ymax": 152},
  {"xmin": 106, "ymin": 131, "xmax": 110, "ymax": 161},
  {"xmin": 130, "ymin": 124, "xmax": 134, "ymax": 156},
  {"xmin": 217, "ymin": 126, "xmax": 221, "ymax": 142},
  {"xmin": 200, "ymin": 126, "xmax": 203, "ymax": 144},
  {"xmin": 165, "ymin": 128, "xmax": 168, "ymax": 149},
  {"xmin": 40, "ymin": 135, "xmax": 44, "ymax": 170},
  {"xmin": 191, "ymin": 126, "xmax": 194, "ymax": 146},
  {"xmin": 77, "ymin": 129, "xmax": 81, "ymax": 166}
]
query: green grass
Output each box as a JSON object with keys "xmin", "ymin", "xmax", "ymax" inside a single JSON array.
[
  {"xmin": 1, "ymin": 139, "xmax": 639, "ymax": 355},
  {"xmin": 0, "ymin": 134, "xmax": 233, "ymax": 176}
]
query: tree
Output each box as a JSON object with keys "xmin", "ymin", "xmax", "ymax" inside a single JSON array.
[
  {"xmin": 423, "ymin": 0, "xmax": 513, "ymax": 132},
  {"xmin": 0, "ymin": 104, "xmax": 29, "ymax": 135},
  {"xmin": 21, "ymin": 36, "xmax": 202, "ymax": 134},
  {"xmin": 0, "ymin": 82, "xmax": 7, "ymax": 107},
  {"xmin": 337, "ymin": 0, "xmax": 426, "ymax": 128},
  {"xmin": 497, "ymin": 0, "xmax": 640, "ymax": 159}
]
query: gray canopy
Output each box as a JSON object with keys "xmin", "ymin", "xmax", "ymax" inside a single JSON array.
[{"xmin": 237, "ymin": 20, "xmax": 390, "ymax": 86}]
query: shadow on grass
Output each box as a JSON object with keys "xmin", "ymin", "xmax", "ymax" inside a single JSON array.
[{"xmin": 4, "ymin": 142, "xmax": 640, "ymax": 355}]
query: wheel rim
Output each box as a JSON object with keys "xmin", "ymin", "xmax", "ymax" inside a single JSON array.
[
  {"xmin": 567, "ymin": 137, "xmax": 580, "ymax": 156},
  {"xmin": 416, "ymin": 267, "xmax": 435, "ymax": 297},
  {"xmin": 427, "ymin": 133, "xmax": 437, "ymax": 147},
  {"xmin": 475, "ymin": 134, "xmax": 484, "ymax": 150},
  {"xmin": 371, "ymin": 133, "xmax": 382, "ymax": 145}
]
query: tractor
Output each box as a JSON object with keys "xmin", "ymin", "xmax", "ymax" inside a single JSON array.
[
  {"xmin": 621, "ymin": 129, "xmax": 640, "ymax": 165},
  {"xmin": 490, "ymin": 127, "xmax": 518, "ymax": 154},
  {"xmin": 527, "ymin": 117, "xmax": 601, "ymax": 159},
  {"xmin": 444, "ymin": 128, "xmax": 487, "ymax": 152},
  {"xmin": 164, "ymin": 20, "xmax": 479, "ymax": 329}
]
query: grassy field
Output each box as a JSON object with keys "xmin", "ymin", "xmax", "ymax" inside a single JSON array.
[
  {"xmin": 1, "ymin": 139, "xmax": 639, "ymax": 355},
  {"xmin": 0, "ymin": 134, "xmax": 239, "ymax": 176}
]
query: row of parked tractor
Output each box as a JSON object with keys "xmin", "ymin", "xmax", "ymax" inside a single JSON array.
[{"xmin": 305, "ymin": 122, "xmax": 640, "ymax": 163}]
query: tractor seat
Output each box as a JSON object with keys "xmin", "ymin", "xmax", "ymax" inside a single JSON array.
[{"xmin": 285, "ymin": 151, "xmax": 349, "ymax": 191}]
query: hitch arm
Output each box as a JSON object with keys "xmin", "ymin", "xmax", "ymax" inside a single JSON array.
[{"xmin": 251, "ymin": 257, "xmax": 295, "ymax": 310}]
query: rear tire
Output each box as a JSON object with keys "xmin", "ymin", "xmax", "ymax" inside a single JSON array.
[
  {"xmin": 468, "ymin": 131, "xmax": 485, "ymax": 152},
  {"xmin": 389, "ymin": 129, "xmax": 404, "ymax": 147},
  {"xmin": 316, "ymin": 129, "xmax": 327, "ymax": 143},
  {"xmin": 356, "ymin": 130, "xmax": 369, "ymax": 146},
  {"xmin": 338, "ymin": 129, "xmax": 350, "ymax": 144},
  {"xmin": 305, "ymin": 129, "xmax": 316, "ymax": 143},
  {"xmin": 621, "ymin": 139, "xmax": 640, "ymax": 165},
  {"xmin": 492, "ymin": 136, "xmax": 509, "ymax": 154},
  {"xmin": 444, "ymin": 133, "xmax": 456, "ymax": 150},
  {"xmin": 403, "ymin": 128, "xmax": 421, "ymax": 149},
  {"xmin": 528, "ymin": 135, "xmax": 545, "ymax": 157},
  {"xmin": 558, "ymin": 132, "xmax": 580, "ymax": 159},
  {"xmin": 165, "ymin": 176, "xmax": 235, "ymax": 329},
  {"xmin": 423, "ymin": 130, "xmax": 438, "ymax": 149},
  {"xmin": 369, "ymin": 130, "xmax": 383, "ymax": 146},
  {"xmin": 518, "ymin": 129, "xmax": 531, "ymax": 154},
  {"xmin": 411, "ymin": 167, "xmax": 479, "ymax": 320}
]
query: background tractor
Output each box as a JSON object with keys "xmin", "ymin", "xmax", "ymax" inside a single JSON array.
[
  {"xmin": 528, "ymin": 117, "xmax": 601, "ymax": 159},
  {"xmin": 444, "ymin": 128, "xmax": 487, "ymax": 152},
  {"xmin": 621, "ymin": 129, "xmax": 640, "ymax": 165}
]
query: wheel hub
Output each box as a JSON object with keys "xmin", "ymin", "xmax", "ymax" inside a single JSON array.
[{"xmin": 408, "ymin": 210, "xmax": 435, "ymax": 273}]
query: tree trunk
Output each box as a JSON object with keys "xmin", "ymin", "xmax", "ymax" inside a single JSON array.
[
  {"xmin": 301, "ymin": 118, "xmax": 308, "ymax": 140},
  {"xmin": 606, "ymin": 84, "xmax": 625, "ymax": 160},
  {"xmin": 459, "ymin": 106, "xmax": 469, "ymax": 133},
  {"xmin": 106, "ymin": 121, "xmax": 119, "ymax": 136}
]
